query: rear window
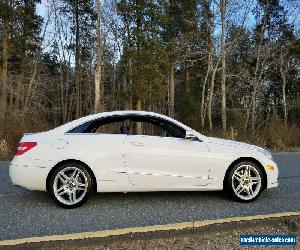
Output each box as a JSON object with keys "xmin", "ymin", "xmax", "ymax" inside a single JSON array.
[
  {"xmin": 67, "ymin": 116, "xmax": 127, "ymax": 134},
  {"xmin": 67, "ymin": 121, "xmax": 93, "ymax": 133}
]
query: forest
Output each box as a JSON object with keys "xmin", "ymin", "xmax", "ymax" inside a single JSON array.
[{"xmin": 0, "ymin": 0, "xmax": 299, "ymax": 159}]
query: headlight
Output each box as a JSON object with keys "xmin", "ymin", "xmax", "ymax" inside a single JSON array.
[{"xmin": 257, "ymin": 148, "xmax": 273, "ymax": 160}]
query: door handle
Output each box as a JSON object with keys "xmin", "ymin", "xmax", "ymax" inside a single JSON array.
[{"xmin": 129, "ymin": 142, "xmax": 145, "ymax": 147}]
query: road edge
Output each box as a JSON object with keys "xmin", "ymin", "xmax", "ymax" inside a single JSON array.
[{"xmin": 1, "ymin": 211, "xmax": 300, "ymax": 246}]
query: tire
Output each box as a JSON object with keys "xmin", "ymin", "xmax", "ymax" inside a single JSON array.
[
  {"xmin": 49, "ymin": 162, "xmax": 93, "ymax": 208},
  {"xmin": 225, "ymin": 161, "xmax": 264, "ymax": 202}
]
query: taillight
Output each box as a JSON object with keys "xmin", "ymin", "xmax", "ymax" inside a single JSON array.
[{"xmin": 15, "ymin": 142, "xmax": 37, "ymax": 155}]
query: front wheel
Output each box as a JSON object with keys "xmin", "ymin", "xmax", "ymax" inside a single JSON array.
[
  {"xmin": 225, "ymin": 161, "xmax": 264, "ymax": 202},
  {"xmin": 49, "ymin": 163, "xmax": 93, "ymax": 208}
]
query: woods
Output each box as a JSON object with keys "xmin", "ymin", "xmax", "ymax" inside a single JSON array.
[{"xmin": 0, "ymin": 0, "xmax": 300, "ymax": 158}]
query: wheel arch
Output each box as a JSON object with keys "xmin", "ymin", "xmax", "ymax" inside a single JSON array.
[
  {"xmin": 223, "ymin": 157, "xmax": 267, "ymax": 190},
  {"xmin": 46, "ymin": 159, "xmax": 97, "ymax": 193}
]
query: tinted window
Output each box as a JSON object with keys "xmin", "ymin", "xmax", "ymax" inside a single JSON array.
[
  {"xmin": 67, "ymin": 114, "xmax": 185, "ymax": 138},
  {"xmin": 84, "ymin": 116, "xmax": 126, "ymax": 134},
  {"xmin": 67, "ymin": 121, "xmax": 93, "ymax": 133},
  {"xmin": 126, "ymin": 115, "xmax": 185, "ymax": 139}
]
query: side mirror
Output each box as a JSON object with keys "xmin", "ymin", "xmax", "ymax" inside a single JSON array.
[{"xmin": 185, "ymin": 130, "xmax": 197, "ymax": 140}]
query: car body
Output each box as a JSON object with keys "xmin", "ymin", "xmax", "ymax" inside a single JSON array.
[{"xmin": 9, "ymin": 111, "xmax": 279, "ymax": 207}]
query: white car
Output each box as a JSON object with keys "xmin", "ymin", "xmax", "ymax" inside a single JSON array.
[{"xmin": 9, "ymin": 111, "xmax": 278, "ymax": 208}]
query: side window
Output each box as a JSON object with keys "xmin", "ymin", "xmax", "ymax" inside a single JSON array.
[
  {"xmin": 160, "ymin": 120, "xmax": 186, "ymax": 139},
  {"xmin": 67, "ymin": 121, "xmax": 92, "ymax": 133},
  {"xmin": 129, "ymin": 120, "xmax": 166, "ymax": 137},
  {"xmin": 68, "ymin": 116, "xmax": 127, "ymax": 134},
  {"xmin": 67, "ymin": 115, "xmax": 185, "ymax": 138},
  {"xmin": 127, "ymin": 116, "xmax": 185, "ymax": 139},
  {"xmin": 94, "ymin": 121, "xmax": 123, "ymax": 134},
  {"xmin": 85, "ymin": 117, "xmax": 125, "ymax": 134}
]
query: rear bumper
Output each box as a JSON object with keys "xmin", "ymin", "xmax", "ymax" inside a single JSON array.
[{"xmin": 9, "ymin": 157, "xmax": 51, "ymax": 191}]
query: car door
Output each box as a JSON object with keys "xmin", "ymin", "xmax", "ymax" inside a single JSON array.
[
  {"xmin": 123, "ymin": 115, "xmax": 211, "ymax": 188},
  {"xmin": 65, "ymin": 115, "xmax": 131, "ymax": 190}
]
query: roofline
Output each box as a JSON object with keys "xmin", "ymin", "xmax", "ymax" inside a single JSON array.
[{"xmin": 49, "ymin": 110, "xmax": 191, "ymax": 134}]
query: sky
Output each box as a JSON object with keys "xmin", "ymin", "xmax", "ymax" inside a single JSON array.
[{"xmin": 35, "ymin": 0, "xmax": 300, "ymax": 62}]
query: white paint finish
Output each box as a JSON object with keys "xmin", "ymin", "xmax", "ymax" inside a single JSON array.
[
  {"xmin": 9, "ymin": 111, "xmax": 279, "ymax": 194},
  {"xmin": 205, "ymin": 136, "xmax": 279, "ymax": 189},
  {"xmin": 9, "ymin": 163, "xmax": 49, "ymax": 191},
  {"xmin": 51, "ymin": 138, "xmax": 68, "ymax": 149},
  {"xmin": 63, "ymin": 134, "xmax": 128, "ymax": 187},
  {"xmin": 124, "ymin": 135, "xmax": 210, "ymax": 187}
]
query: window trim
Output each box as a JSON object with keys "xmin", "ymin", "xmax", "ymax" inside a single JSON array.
[
  {"xmin": 66, "ymin": 115, "xmax": 128, "ymax": 134},
  {"xmin": 65, "ymin": 114, "xmax": 187, "ymax": 139},
  {"xmin": 125, "ymin": 115, "xmax": 186, "ymax": 139}
]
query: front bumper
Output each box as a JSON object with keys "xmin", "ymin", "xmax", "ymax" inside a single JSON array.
[
  {"xmin": 267, "ymin": 181, "xmax": 278, "ymax": 188},
  {"xmin": 264, "ymin": 160, "xmax": 279, "ymax": 189}
]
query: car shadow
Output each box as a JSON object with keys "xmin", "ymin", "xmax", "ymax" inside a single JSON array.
[
  {"xmin": 3, "ymin": 182, "xmax": 279, "ymax": 210},
  {"xmin": 91, "ymin": 190, "xmax": 229, "ymax": 204}
]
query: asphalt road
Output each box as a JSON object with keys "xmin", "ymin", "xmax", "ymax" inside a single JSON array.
[{"xmin": 0, "ymin": 153, "xmax": 299, "ymax": 241}]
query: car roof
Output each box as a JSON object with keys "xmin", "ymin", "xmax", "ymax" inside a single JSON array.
[{"xmin": 49, "ymin": 110, "xmax": 190, "ymax": 134}]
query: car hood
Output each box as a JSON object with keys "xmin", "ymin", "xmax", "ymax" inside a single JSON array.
[{"xmin": 206, "ymin": 136, "xmax": 263, "ymax": 152}]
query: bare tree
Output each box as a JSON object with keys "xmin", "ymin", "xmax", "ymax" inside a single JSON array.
[
  {"xmin": 0, "ymin": 0, "xmax": 9, "ymax": 122},
  {"xmin": 200, "ymin": 52, "xmax": 211, "ymax": 128},
  {"xmin": 74, "ymin": 0, "xmax": 81, "ymax": 118},
  {"xmin": 23, "ymin": 9, "xmax": 51, "ymax": 111},
  {"xmin": 249, "ymin": 5, "xmax": 268, "ymax": 133},
  {"xmin": 279, "ymin": 50, "xmax": 288, "ymax": 126},
  {"xmin": 220, "ymin": 0, "xmax": 227, "ymax": 133},
  {"xmin": 94, "ymin": 0, "xmax": 103, "ymax": 113},
  {"xmin": 169, "ymin": 63, "xmax": 175, "ymax": 117},
  {"xmin": 207, "ymin": 56, "xmax": 221, "ymax": 131}
]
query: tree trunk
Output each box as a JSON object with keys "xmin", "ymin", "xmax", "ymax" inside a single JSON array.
[
  {"xmin": 207, "ymin": 59, "xmax": 220, "ymax": 131},
  {"xmin": 244, "ymin": 97, "xmax": 251, "ymax": 132},
  {"xmin": 126, "ymin": 96, "xmax": 132, "ymax": 110},
  {"xmin": 201, "ymin": 53, "xmax": 211, "ymax": 128},
  {"xmin": 94, "ymin": 66, "xmax": 102, "ymax": 112},
  {"xmin": 126, "ymin": 57, "xmax": 133, "ymax": 110},
  {"xmin": 136, "ymin": 99, "xmax": 142, "ymax": 110},
  {"xmin": 94, "ymin": 0, "xmax": 102, "ymax": 113},
  {"xmin": 75, "ymin": 0, "xmax": 81, "ymax": 118},
  {"xmin": 14, "ymin": 65, "xmax": 24, "ymax": 112},
  {"xmin": 280, "ymin": 55, "xmax": 287, "ymax": 126},
  {"xmin": 24, "ymin": 54, "xmax": 39, "ymax": 109},
  {"xmin": 220, "ymin": 0, "xmax": 227, "ymax": 133},
  {"xmin": 207, "ymin": 51, "xmax": 221, "ymax": 131},
  {"xmin": 136, "ymin": 99, "xmax": 142, "ymax": 134},
  {"xmin": 250, "ymin": 5, "xmax": 267, "ymax": 133},
  {"xmin": 251, "ymin": 81, "xmax": 257, "ymax": 133},
  {"xmin": 112, "ymin": 63, "xmax": 116, "ymax": 110},
  {"xmin": 60, "ymin": 63, "xmax": 66, "ymax": 123},
  {"xmin": 0, "ymin": 8, "xmax": 9, "ymax": 122},
  {"xmin": 282, "ymin": 78, "xmax": 287, "ymax": 126},
  {"xmin": 169, "ymin": 63, "xmax": 175, "ymax": 117},
  {"xmin": 122, "ymin": 73, "xmax": 127, "ymax": 109},
  {"xmin": 185, "ymin": 61, "xmax": 190, "ymax": 92}
]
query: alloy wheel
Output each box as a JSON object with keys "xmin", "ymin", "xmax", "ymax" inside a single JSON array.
[
  {"xmin": 53, "ymin": 167, "xmax": 88, "ymax": 206},
  {"xmin": 231, "ymin": 164, "xmax": 262, "ymax": 201}
]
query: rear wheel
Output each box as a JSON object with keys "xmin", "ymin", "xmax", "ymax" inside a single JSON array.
[
  {"xmin": 49, "ymin": 162, "xmax": 93, "ymax": 208},
  {"xmin": 225, "ymin": 161, "xmax": 264, "ymax": 202}
]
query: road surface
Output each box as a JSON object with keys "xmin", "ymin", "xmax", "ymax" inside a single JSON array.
[{"xmin": 0, "ymin": 152, "xmax": 299, "ymax": 241}]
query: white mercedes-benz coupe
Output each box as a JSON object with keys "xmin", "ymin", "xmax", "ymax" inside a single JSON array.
[{"xmin": 9, "ymin": 111, "xmax": 278, "ymax": 208}]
